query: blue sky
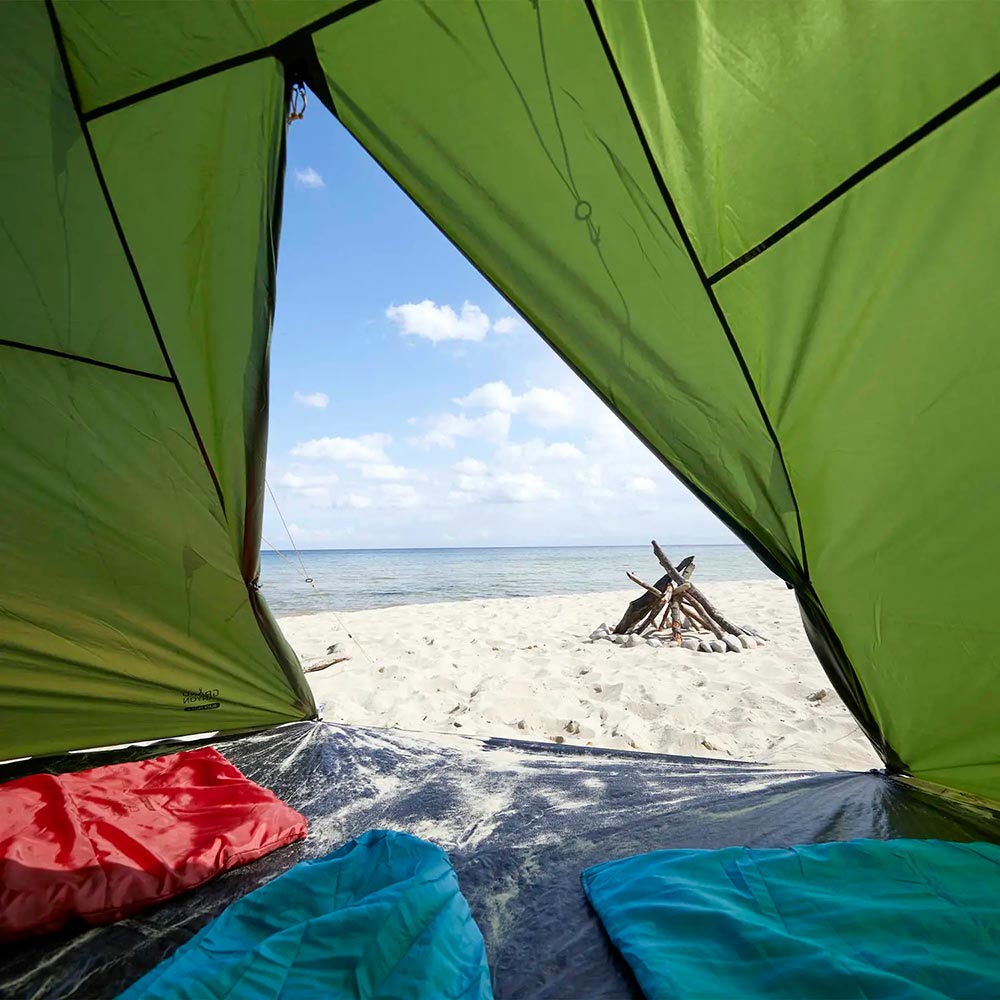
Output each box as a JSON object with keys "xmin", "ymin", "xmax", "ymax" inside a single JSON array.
[{"xmin": 263, "ymin": 107, "xmax": 735, "ymax": 550}]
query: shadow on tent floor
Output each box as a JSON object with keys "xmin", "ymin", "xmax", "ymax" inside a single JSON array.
[{"xmin": 2, "ymin": 720, "xmax": 1000, "ymax": 999}]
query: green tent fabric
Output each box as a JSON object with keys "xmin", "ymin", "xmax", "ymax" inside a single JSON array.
[
  {"xmin": 582, "ymin": 838, "xmax": 1000, "ymax": 999},
  {"xmin": 116, "ymin": 829, "xmax": 493, "ymax": 1000},
  {"xmin": 2, "ymin": 1, "xmax": 1000, "ymax": 800},
  {"xmin": 1, "ymin": 2, "xmax": 315, "ymax": 758}
]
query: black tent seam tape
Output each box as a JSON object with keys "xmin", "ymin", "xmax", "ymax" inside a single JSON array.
[{"xmin": 708, "ymin": 69, "xmax": 1000, "ymax": 284}]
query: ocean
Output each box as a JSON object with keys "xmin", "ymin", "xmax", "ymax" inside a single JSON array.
[{"xmin": 259, "ymin": 544, "xmax": 774, "ymax": 616}]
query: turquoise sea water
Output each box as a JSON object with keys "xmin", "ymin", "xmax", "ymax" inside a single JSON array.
[{"xmin": 260, "ymin": 544, "xmax": 774, "ymax": 616}]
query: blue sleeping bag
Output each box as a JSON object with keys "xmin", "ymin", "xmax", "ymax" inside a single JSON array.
[
  {"xmin": 584, "ymin": 838, "xmax": 1000, "ymax": 999},
  {"xmin": 119, "ymin": 829, "xmax": 492, "ymax": 999}
]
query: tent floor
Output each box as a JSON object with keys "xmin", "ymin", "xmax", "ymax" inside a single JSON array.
[{"xmin": 3, "ymin": 721, "xmax": 999, "ymax": 999}]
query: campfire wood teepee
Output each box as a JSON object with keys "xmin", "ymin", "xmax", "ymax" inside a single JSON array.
[{"xmin": 591, "ymin": 541, "xmax": 767, "ymax": 654}]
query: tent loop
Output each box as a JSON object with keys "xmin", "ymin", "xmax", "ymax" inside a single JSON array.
[{"xmin": 287, "ymin": 83, "xmax": 307, "ymax": 125}]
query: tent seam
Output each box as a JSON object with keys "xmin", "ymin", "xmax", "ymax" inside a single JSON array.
[
  {"xmin": 0, "ymin": 339, "xmax": 172, "ymax": 382},
  {"xmin": 79, "ymin": 0, "xmax": 383, "ymax": 122},
  {"xmin": 45, "ymin": 0, "xmax": 228, "ymax": 518},
  {"xmin": 583, "ymin": 0, "xmax": 810, "ymax": 584},
  {"xmin": 708, "ymin": 69, "xmax": 1000, "ymax": 284}
]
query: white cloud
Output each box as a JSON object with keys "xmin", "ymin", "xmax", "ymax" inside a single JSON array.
[
  {"xmin": 518, "ymin": 387, "xmax": 575, "ymax": 428},
  {"xmin": 293, "ymin": 390, "xmax": 329, "ymax": 409},
  {"xmin": 340, "ymin": 494, "xmax": 372, "ymax": 510},
  {"xmin": 452, "ymin": 458, "xmax": 487, "ymax": 475},
  {"xmin": 452, "ymin": 472, "xmax": 487, "ymax": 494},
  {"xmin": 546, "ymin": 442, "xmax": 585, "ymax": 461},
  {"xmin": 411, "ymin": 411, "xmax": 510, "ymax": 449},
  {"xmin": 294, "ymin": 167, "xmax": 325, "ymax": 189},
  {"xmin": 287, "ymin": 523, "xmax": 353, "ymax": 544},
  {"xmin": 291, "ymin": 433, "xmax": 391, "ymax": 464},
  {"xmin": 496, "ymin": 440, "xmax": 584, "ymax": 465},
  {"xmin": 454, "ymin": 381, "xmax": 517, "ymax": 411},
  {"xmin": 380, "ymin": 483, "xmax": 420, "ymax": 509},
  {"xmin": 360, "ymin": 463, "xmax": 410, "ymax": 481},
  {"xmin": 284, "ymin": 487, "xmax": 328, "ymax": 501},
  {"xmin": 626, "ymin": 476, "xmax": 657, "ymax": 496},
  {"xmin": 268, "ymin": 359, "xmax": 744, "ymax": 547},
  {"xmin": 588, "ymin": 423, "xmax": 631, "ymax": 454},
  {"xmin": 575, "ymin": 465, "xmax": 603, "ymax": 489},
  {"xmin": 386, "ymin": 300, "xmax": 491, "ymax": 343},
  {"xmin": 280, "ymin": 471, "xmax": 339, "ymax": 489},
  {"xmin": 492, "ymin": 316, "xmax": 522, "ymax": 335},
  {"xmin": 454, "ymin": 380, "xmax": 575, "ymax": 429},
  {"xmin": 450, "ymin": 470, "xmax": 558, "ymax": 505},
  {"xmin": 276, "ymin": 470, "xmax": 340, "ymax": 503}
]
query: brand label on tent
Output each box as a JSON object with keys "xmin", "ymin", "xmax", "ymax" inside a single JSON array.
[{"xmin": 182, "ymin": 689, "xmax": 222, "ymax": 712}]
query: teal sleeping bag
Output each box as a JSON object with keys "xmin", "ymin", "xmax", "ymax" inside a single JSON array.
[
  {"xmin": 583, "ymin": 838, "xmax": 1000, "ymax": 999},
  {"xmin": 119, "ymin": 829, "xmax": 492, "ymax": 1000}
]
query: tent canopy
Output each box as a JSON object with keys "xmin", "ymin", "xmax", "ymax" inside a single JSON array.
[{"xmin": 2, "ymin": 1, "xmax": 999, "ymax": 800}]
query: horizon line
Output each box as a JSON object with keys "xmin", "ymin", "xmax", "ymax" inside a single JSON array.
[{"xmin": 261, "ymin": 541, "xmax": 747, "ymax": 554}]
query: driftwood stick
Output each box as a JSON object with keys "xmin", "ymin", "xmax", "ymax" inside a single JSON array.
[
  {"xmin": 655, "ymin": 580, "xmax": 692, "ymax": 632},
  {"xmin": 651, "ymin": 540, "xmax": 742, "ymax": 636},
  {"xmin": 681, "ymin": 600, "xmax": 719, "ymax": 639},
  {"xmin": 303, "ymin": 655, "xmax": 350, "ymax": 674},
  {"xmin": 637, "ymin": 602, "xmax": 665, "ymax": 635},
  {"xmin": 679, "ymin": 600, "xmax": 712, "ymax": 633},
  {"xmin": 637, "ymin": 590, "xmax": 670, "ymax": 635},
  {"xmin": 626, "ymin": 571, "xmax": 663, "ymax": 600},
  {"xmin": 651, "ymin": 539, "xmax": 690, "ymax": 587},
  {"xmin": 682, "ymin": 595, "xmax": 724, "ymax": 639},
  {"xmin": 694, "ymin": 599, "xmax": 742, "ymax": 639},
  {"xmin": 614, "ymin": 569, "xmax": 673, "ymax": 634},
  {"xmin": 669, "ymin": 603, "xmax": 683, "ymax": 645},
  {"xmin": 675, "ymin": 555, "xmax": 695, "ymax": 577},
  {"xmin": 681, "ymin": 601, "xmax": 710, "ymax": 632}
]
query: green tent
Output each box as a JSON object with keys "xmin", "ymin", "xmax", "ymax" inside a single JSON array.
[{"xmin": 3, "ymin": 0, "xmax": 1000, "ymax": 804}]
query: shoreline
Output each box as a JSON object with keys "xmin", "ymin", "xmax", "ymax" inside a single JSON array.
[
  {"xmin": 270, "ymin": 579, "xmax": 777, "ymax": 618},
  {"xmin": 278, "ymin": 581, "xmax": 879, "ymax": 773}
]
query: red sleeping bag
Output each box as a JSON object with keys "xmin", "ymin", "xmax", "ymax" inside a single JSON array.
[{"xmin": 0, "ymin": 747, "xmax": 307, "ymax": 940}]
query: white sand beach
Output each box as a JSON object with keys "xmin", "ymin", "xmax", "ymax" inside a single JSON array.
[{"xmin": 279, "ymin": 580, "xmax": 879, "ymax": 773}]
